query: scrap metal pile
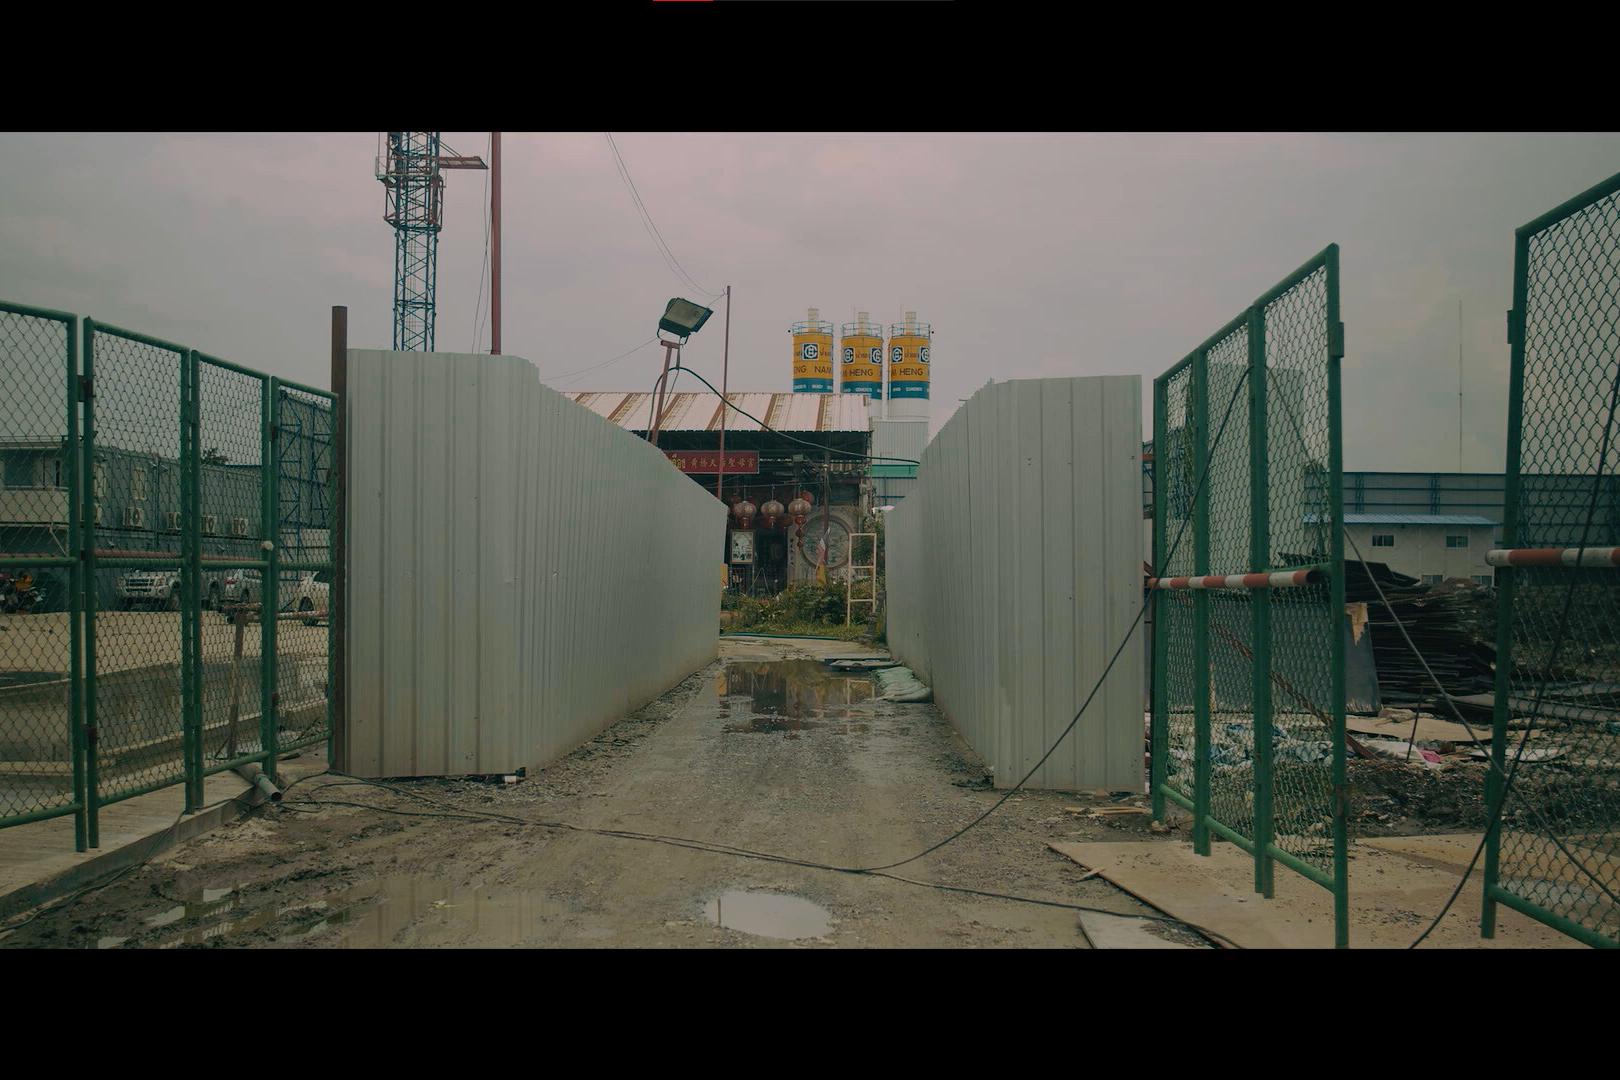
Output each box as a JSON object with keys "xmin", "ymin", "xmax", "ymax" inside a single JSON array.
[{"xmin": 1343, "ymin": 559, "xmax": 1497, "ymax": 709}]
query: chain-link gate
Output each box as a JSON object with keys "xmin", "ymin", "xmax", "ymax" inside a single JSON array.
[
  {"xmin": 0, "ymin": 302, "xmax": 86, "ymax": 848},
  {"xmin": 0, "ymin": 301, "xmax": 335, "ymax": 854},
  {"xmin": 1484, "ymin": 172, "xmax": 1620, "ymax": 948},
  {"xmin": 1150, "ymin": 246, "xmax": 1349, "ymax": 946}
]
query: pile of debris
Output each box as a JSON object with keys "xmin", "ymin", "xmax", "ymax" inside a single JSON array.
[{"xmin": 1343, "ymin": 560, "xmax": 1497, "ymax": 709}]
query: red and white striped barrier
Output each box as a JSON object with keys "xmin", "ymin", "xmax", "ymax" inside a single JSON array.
[
  {"xmin": 1146, "ymin": 568, "xmax": 1323, "ymax": 591},
  {"xmin": 1485, "ymin": 546, "xmax": 1620, "ymax": 568}
]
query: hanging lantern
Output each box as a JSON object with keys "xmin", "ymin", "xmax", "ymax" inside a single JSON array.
[
  {"xmin": 798, "ymin": 490, "xmax": 814, "ymax": 508},
  {"xmin": 760, "ymin": 499, "xmax": 784, "ymax": 530},
  {"xmin": 787, "ymin": 497, "xmax": 811, "ymax": 526},
  {"xmin": 735, "ymin": 499, "xmax": 757, "ymax": 530}
]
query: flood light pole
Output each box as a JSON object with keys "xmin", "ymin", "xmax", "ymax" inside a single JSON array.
[{"xmin": 647, "ymin": 297, "xmax": 713, "ymax": 447}]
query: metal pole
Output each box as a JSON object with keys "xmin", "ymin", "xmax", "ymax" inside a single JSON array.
[
  {"xmin": 1484, "ymin": 232, "xmax": 1530, "ymax": 939},
  {"xmin": 261, "ymin": 378, "xmax": 280, "ymax": 784},
  {"xmin": 330, "ymin": 306, "xmax": 347, "ymax": 771},
  {"xmin": 66, "ymin": 315, "xmax": 86, "ymax": 852},
  {"xmin": 718, "ymin": 286, "xmax": 730, "ymax": 504},
  {"xmin": 81, "ymin": 319, "xmax": 100, "ymax": 848},
  {"xmin": 1150, "ymin": 377, "xmax": 1168, "ymax": 824},
  {"xmin": 650, "ymin": 341, "xmax": 678, "ymax": 446},
  {"xmin": 491, "ymin": 132, "xmax": 502, "ymax": 356},
  {"xmin": 1327, "ymin": 245, "xmax": 1349, "ymax": 950},
  {"xmin": 1191, "ymin": 349, "xmax": 1212, "ymax": 857},
  {"xmin": 1248, "ymin": 305, "xmax": 1274, "ymax": 899}
]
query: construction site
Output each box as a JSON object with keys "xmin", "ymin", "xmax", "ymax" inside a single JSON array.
[{"xmin": 0, "ymin": 132, "xmax": 1617, "ymax": 950}]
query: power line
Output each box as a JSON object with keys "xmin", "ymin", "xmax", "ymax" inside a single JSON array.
[
  {"xmin": 604, "ymin": 133, "xmax": 722, "ymax": 301},
  {"xmin": 542, "ymin": 337, "xmax": 660, "ymax": 387}
]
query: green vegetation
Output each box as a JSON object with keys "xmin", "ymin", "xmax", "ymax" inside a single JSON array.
[{"xmin": 721, "ymin": 581, "xmax": 875, "ymax": 643}]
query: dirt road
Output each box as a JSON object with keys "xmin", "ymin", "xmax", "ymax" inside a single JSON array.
[{"xmin": 1, "ymin": 636, "xmax": 1191, "ymax": 948}]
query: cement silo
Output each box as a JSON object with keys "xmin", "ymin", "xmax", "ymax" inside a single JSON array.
[
  {"xmin": 791, "ymin": 308, "xmax": 834, "ymax": 393},
  {"xmin": 839, "ymin": 311, "xmax": 883, "ymax": 401},
  {"xmin": 886, "ymin": 310, "xmax": 931, "ymax": 421}
]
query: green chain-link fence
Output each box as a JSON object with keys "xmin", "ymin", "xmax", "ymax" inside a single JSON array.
[
  {"xmin": 1150, "ymin": 246, "xmax": 1348, "ymax": 946},
  {"xmin": 0, "ymin": 301, "xmax": 335, "ymax": 853},
  {"xmin": 1484, "ymin": 172, "xmax": 1620, "ymax": 948}
]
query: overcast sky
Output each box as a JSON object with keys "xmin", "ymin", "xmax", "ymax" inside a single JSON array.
[{"xmin": 4, "ymin": 132, "xmax": 1619, "ymax": 471}]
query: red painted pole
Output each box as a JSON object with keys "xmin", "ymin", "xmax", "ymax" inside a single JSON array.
[{"xmin": 491, "ymin": 131, "xmax": 502, "ymax": 355}]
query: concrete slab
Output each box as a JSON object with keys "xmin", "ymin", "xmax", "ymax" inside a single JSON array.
[
  {"xmin": 0, "ymin": 755, "xmax": 327, "ymax": 921},
  {"xmin": 1078, "ymin": 910, "xmax": 1206, "ymax": 949},
  {"xmin": 1050, "ymin": 837, "xmax": 1588, "ymax": 949}
]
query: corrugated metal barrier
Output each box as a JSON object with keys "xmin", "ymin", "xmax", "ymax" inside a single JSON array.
[
  {"xmin": 343, "ymin": 350, "xmax": 722, "ymax": 777},
  {"xmin": 885, "ymin": 377, "xmax": 1144, "ymax": 792}
]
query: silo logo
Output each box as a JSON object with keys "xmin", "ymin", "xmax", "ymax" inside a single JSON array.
[
  {"xmin": 842, "ymin": 347, "xmax": 854, "ymax": 365},
  {"xmin": 891, "ymin": 347, "xmax": 903, "ymax": 363},
  {"xmin": 919, "ymin": 347, "xmax": 930, "ymax": 364},
  {"xmin": 870, "ymin": 347, "xmax": 882, "ymax": 364},
  {"xmin": 802, "ymin": 343, "xmax": 819, "ymax": 361}
]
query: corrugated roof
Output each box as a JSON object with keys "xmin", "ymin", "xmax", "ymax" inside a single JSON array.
[{"xmin": 571, "ymin": 391, "xmax": 871, "ymax": 433}]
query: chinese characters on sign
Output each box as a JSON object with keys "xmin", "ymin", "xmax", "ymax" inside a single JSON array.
[{"xmin": 665, "ymin": 450, "xmax": 761, "ymax": 474}]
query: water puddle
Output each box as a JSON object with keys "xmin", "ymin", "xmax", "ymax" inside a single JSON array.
[
  {"xmin": 717, "ymin": 661, "xmax": 883, "ymax": 737},
  {"xmin": 703, "ymin": 890, "xmax": 832, "ymax": 940},
  {"xmin": 139, "ymin": 876, "xmax": 574, "ymax": 948}
]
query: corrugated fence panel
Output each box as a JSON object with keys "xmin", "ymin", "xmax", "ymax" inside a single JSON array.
[
  {"xmin": 345, "ymin": 350, "xmax": 722, "ymax": 777},
  {"xmin": 887, "ymin": 376, "xmax": 1143, "ymax": 791}
]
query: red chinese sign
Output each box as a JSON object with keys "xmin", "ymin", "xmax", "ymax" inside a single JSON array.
[{"xmin": 666, "ymin": 450, "xmax": 759, "ymax": 474}]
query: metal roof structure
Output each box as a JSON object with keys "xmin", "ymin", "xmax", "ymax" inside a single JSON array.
[
  {"xmin": 570, "ymin": 391, "xmax": 871, "ymax": 434},
  {"xmin": 1339, "ymin": 512, "xmax": 1499, "ymax": 526}
]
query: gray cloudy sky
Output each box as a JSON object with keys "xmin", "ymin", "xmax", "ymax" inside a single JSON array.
[{"xmin": 5, "ymin": 131, "xmax": 1620, "ymax": 471}]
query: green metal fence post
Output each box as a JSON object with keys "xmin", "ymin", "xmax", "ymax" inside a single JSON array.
[
  {"xmin": 1151, "ymin": 376, "xmax": 1168, "ymax": 823},
  {"xmin": 1325, "ymin": 244, "xmax": 1349, "ymax": 949},
  {"xmin": 1483, "ymin": 231, "xmax": 1530, "ymax": 939},
  {"xmin": 81, "ymin": 318, "xmax": 99, "ymax": 849},
  {"xmin": 65, "ymin": 315, "xmax": 87, "ymax": 852},
  {"xmin": 1191, "ymin": 347, "xmax": 1212, "ymax": 857},
  {"xmin": 188, "ymin": 351, "xmax": 204, "ymax": 803},
  {"xmin": 1248, "ymin": 304, "xmax": 1274, "ymax": 898},
  {"xmin": 179, "ymin": 349, "xmax": 198, "ymax": 812},
  {"xmin": 261, "ymin": 378, "xmax": 280, "ymax": 785}
]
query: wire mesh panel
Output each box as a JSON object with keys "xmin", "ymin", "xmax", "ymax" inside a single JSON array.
[
  {"xmin": 195, "ymin": 357, "xmax": 268, "ymax": 771},
  {"xmin": 1155, "ymin": 362, "xmax": 1198, "ymax": 804},
  {"xmin": 274, "ymin": 383, "xmax": 335, "ymax": 753},
  {"xmin": 0, "ymin": 303, "xmax": 82, "ymax": 839},
  {"xmin": 1151, "ymin": 246, "xmax": 1346, "ymax": 945},
  {"xmin": 1261, "ymin": 266, "xmax": 1342, "ymax": 878},
  {"xmin": 1487, "ymin": 173, "xmax": 1620, "ymax": 948},
  {"xmin": 86, "ymin": 325, "xmax": 188, "ymax": 807},
  {"xmin": 1203, "ymin": 323, "xmax": 1257, "ymax": 846}
]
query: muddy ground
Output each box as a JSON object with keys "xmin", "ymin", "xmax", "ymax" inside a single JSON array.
[{"xmin": 2, "ymin": 636, "xmax": 1210, "ymax": 949}]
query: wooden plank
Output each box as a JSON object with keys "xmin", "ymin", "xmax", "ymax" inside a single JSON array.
[{"xmin": 1049, "ymin": 839, "xmax": 1586, "ymax": 949}]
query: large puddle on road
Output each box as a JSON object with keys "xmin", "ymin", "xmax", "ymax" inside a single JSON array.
[
  {"xmin": 704, "ymin": 890, "xmax": 832, "ymax": 940},
  {"xmin": 112, "ymin": 876, "xmax": 580, "ymax": 948},
  {"xmin": 718, "ymin": 660, "xmax": 895, "ymax": 737}
]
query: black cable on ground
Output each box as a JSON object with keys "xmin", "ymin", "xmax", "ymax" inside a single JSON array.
[{"xmin": 282, "ymin": 775, "xmax": 1239, "ymax": 948}]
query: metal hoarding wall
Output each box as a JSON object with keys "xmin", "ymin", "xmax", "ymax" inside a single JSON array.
[
  {"xmin": 885, "ymin": 377, "xmax": 1143, "ymax": 791},
  {"xmin": 344, "ymin": 350, "xmax": 722, "ymax": 777}
]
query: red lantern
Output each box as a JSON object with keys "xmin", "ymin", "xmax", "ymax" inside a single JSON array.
[
  {"xmin": 735, "ymin": 499, "xmax": 757, "ymax": 530},
  {"xmin": 760, "ymin": 499, "xmax": 784, "ymax": 529},
  {"xmin": 787, "ymin": 497, "xmax": 811, "ymax": 526}
]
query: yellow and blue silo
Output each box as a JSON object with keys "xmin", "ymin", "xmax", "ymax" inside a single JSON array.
[
  {"xmin": 839, "ymin": 311, "xmax": 883, "ymax": 401},
  {"xmin": 791, "ymin": 308, "xmax": 834, "ymax": 393},
  {"xmin": 886, "ymin": 310, "xmax": 931, "ymax": 420}
]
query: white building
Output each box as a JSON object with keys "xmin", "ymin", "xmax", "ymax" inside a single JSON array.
[{"xmin": 1342, "ymin": 513, "xmax": 1499, "ymax": 585}]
